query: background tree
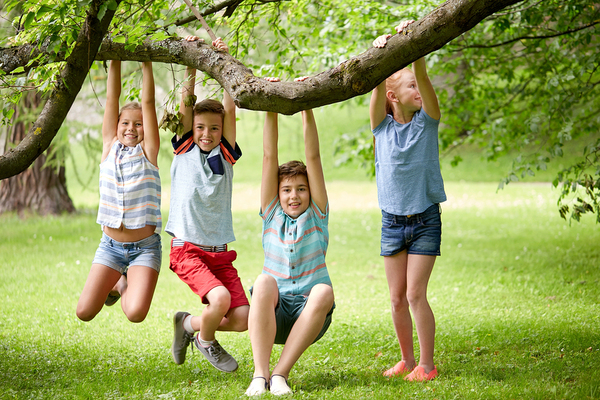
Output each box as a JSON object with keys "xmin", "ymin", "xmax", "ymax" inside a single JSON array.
[{"xmin": 0, "ymin": 0, "xmax": 598, "ymax": 222}]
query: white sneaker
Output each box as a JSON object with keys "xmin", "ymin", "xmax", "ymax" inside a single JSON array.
[
  {"xmin": 269, "ymin": 374, "xmax": 292, "ymax": 396},
  {"xmin": 245, "ymin": 377, "xmax": 268, "ymax": 396}
]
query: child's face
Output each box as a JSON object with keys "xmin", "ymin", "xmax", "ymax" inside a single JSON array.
[
  {"xmin": 390, "ymin": 70, "xmax": 422, "ymax": 111},
  {"xmin": 193, "ymin": 112, "xmax": 223, "ymax": 152},
  {"xmin": 117, "ymin": 109, "xmax": 144, "ymax": 147},
  {"xmin": 278, "ymin": 175, "xmax": 310, "ymax": 219}
]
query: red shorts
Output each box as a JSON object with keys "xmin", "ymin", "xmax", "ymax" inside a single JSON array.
[{"xmin": 169, "ymin": 240, "xmax": 249, "ymax": 309}]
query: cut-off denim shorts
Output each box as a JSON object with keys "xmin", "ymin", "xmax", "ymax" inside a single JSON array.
[
  {"xmin": 380, "ymin": 204, "xmax": 442, "ymax": 257},
  {"xmin": 92, "ymin": 232, "xmax": 162, "ymax": 274}
]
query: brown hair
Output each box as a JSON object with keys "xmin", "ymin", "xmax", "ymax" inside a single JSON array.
[
  {"xmin": 278, "ymin": 160, "xmax": 307, "ymax": 183},
  {"xmin": 193, "ymin": 99, "xmax": 225, "ymax": 123},
  {"xmin": 119, "ymin": 102, "xmax": 142, "ymax": 119}
]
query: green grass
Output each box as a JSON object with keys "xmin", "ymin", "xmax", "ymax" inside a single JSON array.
[
  {"xmin": 4, "ymin": 100, "xmax": 600, "ymax": 398},
  {"xmin": 1, "ymin": 181, "xmax": 599, "ymax": 399}
]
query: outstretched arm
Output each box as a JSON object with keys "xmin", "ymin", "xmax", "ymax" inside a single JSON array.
[
  {"xmin": 213, "ymin": 38, "xmax": 237, "ymax": 146},
  {"xmin": 101, "ymin": 60, "xmax": 121, "ymax": 160},
  {"xmin": 141, "ymin": 62, "xmax": 160, "ymax": 166},
  {"xmin": 370, "ymin": 80, "xmax": 387, "ymax": 130},
  {"xmin": 413, "ymin": 57, "xmax": 440, "ymax": 121},
  {"xmin": 261, "ymin": 111, "xmax": 280, "ymax": 213},
  {"xmin": 179, "ymin": 36, "xmax": 200, "ymax": 139},
  {"xmin": 302, "ymin": 109, "xmax": 327, "ymax": 213}
]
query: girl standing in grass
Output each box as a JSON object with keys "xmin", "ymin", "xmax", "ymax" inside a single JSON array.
[
  {"xmin": 370, "ymin": 20, "xmax": 446, "ymax": 382},
  {"xmin": 76, "ymin": 60, "xmax": 162, "ymax": 323}
]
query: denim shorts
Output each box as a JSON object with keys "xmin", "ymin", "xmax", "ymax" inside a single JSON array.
[
  {"xmin": 380, "ymin": 204, "xmax": 442, "ymax": 257},
  {"xmin": 92, "ymin": 232, "xmax": 162, "ymax": 274},
  {"xmin": 273, "ymin": 293, "xmax": 335, "ymax": 345}
]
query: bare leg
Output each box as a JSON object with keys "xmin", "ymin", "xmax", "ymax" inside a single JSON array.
[
  {"xmin": 248, "ymin": 274, "xmax": 279, "ymax": 380},
  {"xmin": 76, "ymin": 263, "xmax": 122, "ymax": 321},
  {"xmin": 384, "ymin": 251, "xmax": 416, "ymax": 370},
  {"xmin": 406, "ymin": 253, "xmax": 436, "ymax": 373},
  {"xmin": 120, "ymin": 265, "xmax": 158, "ymax": 323},
  {"xmin": 219, "ymin": 304, "xmax": 249, "ymax": 332},
  {"xmin": 271, "ymin": 284, "xmax": 334, "ymax": 379},
  {"xmin": 188, "ymin": 286, "xmax": 231, "ymax": 342}
]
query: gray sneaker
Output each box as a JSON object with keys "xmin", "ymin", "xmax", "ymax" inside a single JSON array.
[
  {"xmin": 194, "ymin": 336, "xmax": 238, "ymax": 372},
  {"xmin": 171, "ymin": 311, "xmax": 193, "ymax": 365}
]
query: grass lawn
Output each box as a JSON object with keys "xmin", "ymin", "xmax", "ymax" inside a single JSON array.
[
  {"xmin": 2, "ymin": 101, "xmax": 600, "ymax": 399},
  {"xmin": 1, "ymin": 179, "xmax": 599, "ymax": 399}
]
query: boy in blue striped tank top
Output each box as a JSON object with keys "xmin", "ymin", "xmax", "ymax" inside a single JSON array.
[
  {"xmin": 168, "ymin": 37, "xmax": 249, "ymax": 374},
  {"xmin": 76, "ymin": 60, "xmax": 162, "ymax": 324},
  {"xmin": 245, "ymin": 77, "xmax": 335, "ymax": 397},
  {"xmin": 371, "ymin": 20, "xmax": 446, "ymax": 382}
]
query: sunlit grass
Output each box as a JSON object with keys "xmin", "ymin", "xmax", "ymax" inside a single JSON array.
[{"xmin": 1, "ymin": 181, "xmax": 599, "ymax": 399}]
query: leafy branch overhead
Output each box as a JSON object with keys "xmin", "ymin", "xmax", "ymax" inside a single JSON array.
[{"xmin": 1, "ymin": 0, "xmax": 599, "ymax": 224}]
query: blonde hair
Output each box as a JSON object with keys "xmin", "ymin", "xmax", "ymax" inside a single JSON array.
[
  {"xmin": 384, "ymin": 68, "xmax": 413, "ymax": 115},
  {"xmin": 119, "ymin": 102, "xmax": 142, "ymax": 119}
]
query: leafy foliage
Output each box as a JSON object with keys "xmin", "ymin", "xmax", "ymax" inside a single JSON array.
[{"xmin": 1, "ymin": 0, "xmax": 599, "ymax": 221}]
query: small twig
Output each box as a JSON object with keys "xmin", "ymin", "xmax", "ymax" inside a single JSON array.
[{"xmin": 182, "ymin": 0, "xmax": 217, "ymax": 41}]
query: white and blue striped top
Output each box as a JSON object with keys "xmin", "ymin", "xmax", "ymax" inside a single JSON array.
[
  {"xmin": 96, "ymin": 141, "xmax": 162, "ymax": 233},
  {"xmin": 260, "ymin": 198, "xmax": 332, "ymax": 296}
]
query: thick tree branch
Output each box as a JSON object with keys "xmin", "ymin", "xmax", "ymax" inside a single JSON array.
[
  {"xmin": 0, "ymin": 0, "xmax": 523, "ymax": 180},
  {"xmin": 0, "ymin": 0, "xmax": 120, "ymax": 180}
]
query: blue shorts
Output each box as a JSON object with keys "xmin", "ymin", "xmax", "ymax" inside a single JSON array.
[
  {"xmin": 92, "ymin": 232, "xmax": 162, "ymax": 274},
  {"xmin": 274, "ymin": 293, "xmax": 335, "ymax": 345},
  {"xmin": 380, "ymin": 204, "xmax": 442, "ymax": 257}
]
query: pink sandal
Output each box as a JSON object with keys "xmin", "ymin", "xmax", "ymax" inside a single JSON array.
[
  {"xmin": 404, "ymin": 365, "xmax": 438, "ymax": 381},
  {"xmin": 383, "ymin": 361, "xmax": 414, "ymax": 377}
]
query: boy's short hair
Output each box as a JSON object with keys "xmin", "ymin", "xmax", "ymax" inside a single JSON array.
[
  {"xmin": 278, "ymin": 160, "xmax": 307, "ymax": 183},
  {"xmin": 194, "ymin": 99, "xmax": 225, "ymax": 122},
  {"xmin": 119, "ymin": 102, "xmax": 142, "ymax": 118}
]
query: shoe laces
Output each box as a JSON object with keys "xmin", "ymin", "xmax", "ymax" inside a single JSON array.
[{"xmin": 206, "ymin": 341, "xmax": 223, "ymax": 359}]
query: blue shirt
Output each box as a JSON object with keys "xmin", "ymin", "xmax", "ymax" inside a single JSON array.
[
  {"xmin": 165, "ymin": 132, "xmax": 241, "ymax": 245},
  {"xmin": 373, "ymin": 110, "xmax": 446, "ymax": 216},
  {"xmin": 260, "ymin": 198, "xmax": 332, "ymax": 296}
]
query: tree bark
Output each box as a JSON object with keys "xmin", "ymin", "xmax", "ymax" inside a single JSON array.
[
  {"xmin": 0, "ymin": 0, "xmax": 120, "ymax": 180},
  {"xmin": 0, "ymin": 0, "xmax": 523, "ymax": 180},
  {"xmin": 0, "ymin": 92, "xmax": 75, "ymax": 215}
]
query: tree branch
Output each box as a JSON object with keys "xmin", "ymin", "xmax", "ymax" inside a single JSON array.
[
  {"xmin": 0, "ymin": 0, "xmax": 523, "ymax": 180},
  {"xmin": 451, "ymin": 20, "xmax": 599, "ymax": 50},
  {"xmin": 0, "ymin": 0, "xmax": 121, "ymax": 180}
]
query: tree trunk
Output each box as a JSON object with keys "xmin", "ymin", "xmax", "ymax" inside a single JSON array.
[{"xmin": 0, "ymin": 92, "xmax": 75, "ymax": 215}]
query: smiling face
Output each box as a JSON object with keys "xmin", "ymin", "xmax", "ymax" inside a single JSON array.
[
  {"xmin": 278, "ymin": 175, "xmax": 311, "ymax": 219},
  {"xmin": 117, "ymin": 108, "xmax": 144, "ymax": 147},
  {"xmin": 387, "ymin": 69, "xmax": 422, "ymax": 113},
  {"xmin": 193, "ymin": 112, "xmax": 223, "ymax": 152}
]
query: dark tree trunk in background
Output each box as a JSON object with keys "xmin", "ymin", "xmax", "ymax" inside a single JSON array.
[{"xmin": 0, "ymin": 92, "xmax": 75, "ymax": 215}]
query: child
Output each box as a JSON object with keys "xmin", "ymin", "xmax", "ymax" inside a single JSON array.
[
  {"xmin": 76, "ymin": 60, "xmax": 162, "ymax": 323},
  {"xmin": 370, "ymin": 20, "xmax": 446, "ymax": 382},
  {"xmin": 168, "ymin": 36, "xmax": 249, "ymax": 373},
  {"xmin": 245, "ymin": 77, "xmax": 335, "ymax": 396}
]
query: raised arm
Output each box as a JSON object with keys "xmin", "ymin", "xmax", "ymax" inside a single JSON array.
[
  {"xmin": 370, "ymin": 81, "xmax": 388, "ymax": 130},
  {"xmin": 302, "ymin": 109, "xmax": 327, "ymax": 213},
  {"xmin": 214, "ymin": 38, "xmax": 237, "ymax": 146},
  {"xmin": 101, "ymin": 60, "xmax": 121, "ymax": 160},
  {"xmin": 179, "ymin": 65, "xmax": 196, "ymax": 138},
  {"xmin": 261, "ymin": 111, "xmax": 280, "ymax": 213},
  {"xmin": 140, "ymin": 62, "xmax": 160, "ymax": 166},
  {"xmin": 413, "ymin": 57, "xmax": 441, "ymax": 121}
]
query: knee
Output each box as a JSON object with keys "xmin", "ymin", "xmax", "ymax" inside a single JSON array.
[
  {"xmin": 390, "ymin": 294, "xmax": 409, "ymax": 313},
  {"xmin": 76, "ymin": 307, "xmax": 96, "ymax": 322},
  {"xmin": 309, "ymin": 284, "xmax": 334, "ymax": 311},
  {"xmin": 252, "ymin": 275, "xmax": 278, "ymax": 299},
  {"xmin": 405, "ymin": 289, "xmax": 427, "ymax": 309},
  {"xmin": 207, "ymin": 287, "xmax": 232, "ymax": 315}
]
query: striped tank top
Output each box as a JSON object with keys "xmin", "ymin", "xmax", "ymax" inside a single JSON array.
[{"xmin": 97, "ymin": 141, "xmax": 162, "ymax": 233}]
